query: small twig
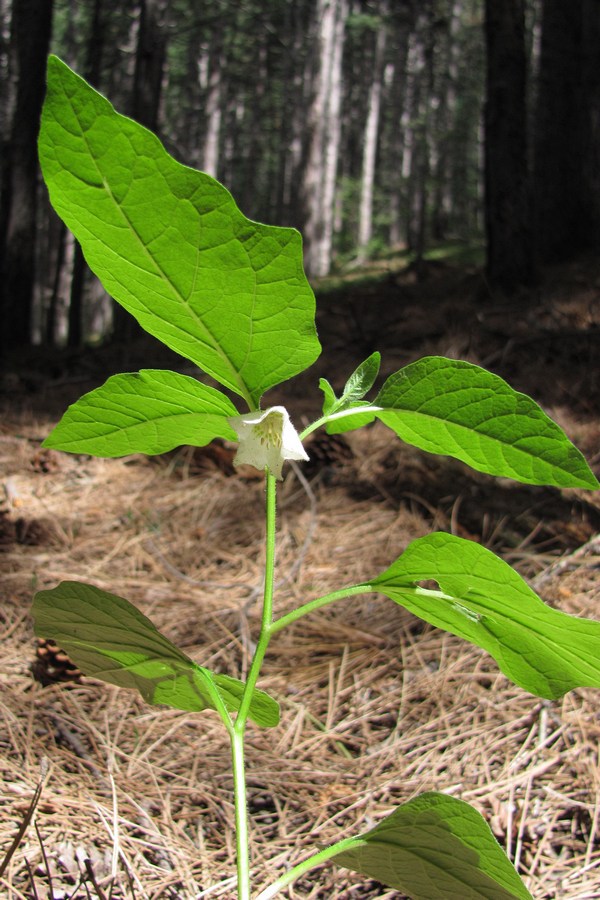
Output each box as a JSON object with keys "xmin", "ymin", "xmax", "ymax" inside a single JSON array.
[
  {"xmin": 66, "ymin": 873, "xmax": 92, "ymax": 900},
  {"xmin": 84, "ymin": 857, "xmax": 110, "ymax": 900},
  {"xmin": 24, "ymin": 858, "xmax": 40, "ymax": 900},
  {"xmin": 34, "ymin": 819, "xmax": 54, "ymax": 898},
  {"xmin": 0, "ymin": 757, "xmax": 49, "ymax": 878}
]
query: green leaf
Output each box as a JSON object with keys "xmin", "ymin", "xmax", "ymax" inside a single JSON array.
[
  {"xmin": 319, "ymin": 352, "xmax": 381, "ymax": 418},
  {"xmin": 39, "ymin": 57, "xmax": 320, "ymax": 408},
  {"xmin": 324, "ymin": 403, "xmax": 378, "ymax": 434},
  {"xmin": 332, "ymin": 792, "xmax": 532, "ymax": 899},
  {"xmin": 326, "ymin": 357, "xmax": 598, "ymax": 488},
  {"xmin": 341, "ymin": 351, "xmax": 380, "ymax": 404},
  {"xmin": 32, "ymin": 582, "xmax": 279, "ymax": 728},
  {"xmin": 319, "ymin": 377, "xmax": 338, "ymax": 416},
  {"xmin": 371, "ymin": 532, "xmax": 600, "ymax": 700},
  {"xmin": 42, "ymin": 369, "xmax": 238, "ymax": 457}
]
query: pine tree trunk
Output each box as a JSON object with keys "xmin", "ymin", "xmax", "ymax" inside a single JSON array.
[
  {"xmin": 302, "ymin": 0, "xmax": 348, "ymax": 278},
  {"xmin": 68, "ymin": 0, "xmax": 106, "ymax": 349},
  {"xmin": 0, "ymin": 0, "xmax": 53, "ymax": 353},
  {"xmin": 203, "ymin": 42, "xmax": 223, "ymax": 178},
  {"xmin": 430, "ymin": 2, "xmax": 461, "ymax": 241},
  {"xmin": 132, "ymin": 0, "xmax": 167, "ymax": 134},
  {"xmin": 484, "ymin": 0, "xmax": 534, "ymax": 290},
  {"xmin": 535, "ymin": 0, "xmax": 600, "ymax": 261},
  {"xmin": 357, "ymin": 15, "xmax": 387, "ymax": 262},
  {"xmin": 113, "ymin": 0, "xmax": 167, "ymax": 344}
]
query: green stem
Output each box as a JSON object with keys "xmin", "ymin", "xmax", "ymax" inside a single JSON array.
[
  {"xmin": 231, "ymin": 728, "xmax": 251, "ymax": 900},
  {"xmin": 271, "ymin": 584, "xmax": 373, "ymax": 635},
  {"xmin": 231, "ymin": 470, "xmax": 278, "ymax": 899},
  {"xmin": 236, "ymin": 471, "xmax": 278, "ymax": 726},
  {"xmin": 299, "ymin": 405, "xmax": 381, "ymax": 442},
  {"xmin": 255, "ymin": 837, "xmax": 362, "ymax": 900}
]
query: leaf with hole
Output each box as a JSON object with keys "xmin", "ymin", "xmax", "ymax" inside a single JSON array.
[{"xmin": 371, "ymin": 532, "xmax": 600, "ymax": 699}]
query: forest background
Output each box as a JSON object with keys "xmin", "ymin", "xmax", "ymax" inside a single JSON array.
[
  {"xmin": 1, "ymin": 0, "xmax": 599, "ymax": 358},
  {"xmin": 1, "ymin": 2, "xmax": 600, "ymax": 897}
]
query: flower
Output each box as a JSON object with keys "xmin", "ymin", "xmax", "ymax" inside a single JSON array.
[{"xmin": 228, "ymin": 406, "xmax": 308, "ymax": 479}]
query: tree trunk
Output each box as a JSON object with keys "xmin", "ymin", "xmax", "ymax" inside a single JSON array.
[
  {"xmin": 430, "ymin": 2, "xmax": 461, "ymax": 241},
  {"xmin": 132, "ymin": 0, "xmax": 167, "ymax": 134},
  {"xmin": 380, "ymin": 6, "xmax": 413, "ymax": 248},
  {"xmin": 113, "ymin": 0, "xmax": 167, "ymax": 344},
  {"xmin": 484, "ymin": 0, "xmax": 534, "ymax": 291},
  {"xmin": 534, "ymin": 0, "xmax": 600, "ymax": 261},
  {"xmin": 357, "ymin": 14, "xmax": 388, "ymax": 262},
  {"xmin": 68, "ymin": 0, "xmax": 106, "ymax": 349},
  {"xmin": 0, "ymin": 0, "xmax": 53, "ymax": 354},
  {"xmin": 202, "ymin": 40, "xmax": 223, "ymax": 178},
  {"xmin": 302, "ymin": 0, "xmax": 348, "ymax": 278}
]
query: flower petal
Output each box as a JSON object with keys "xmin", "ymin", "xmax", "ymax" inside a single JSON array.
[{"xmin": 228, "ymin": 406, "xmax": 308, "ymax": 479}]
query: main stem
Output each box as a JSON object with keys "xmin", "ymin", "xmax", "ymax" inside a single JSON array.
[{"xmin": 231, "ymin": 471, "xmax": 278, "ymax": 899}]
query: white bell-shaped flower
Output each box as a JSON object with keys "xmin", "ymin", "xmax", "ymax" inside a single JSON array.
[{"xmin": 228, "ymin": 406, "xmax": 308, "ymax": 479}]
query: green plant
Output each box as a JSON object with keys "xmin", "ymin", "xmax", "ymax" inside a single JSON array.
[{"xmin": 32, "ymin": 56, "xmax": 600, "ymax": 899}]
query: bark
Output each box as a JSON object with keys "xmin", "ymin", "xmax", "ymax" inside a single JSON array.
[
  {"xmin": 0, "ymin": 0, "xmax": 53, "ymax": 353},
  {"xmin": 412, "ymin": 11, "xmax": 435, "ymax": 276},
  {"xmin": 203, "ymin": 45, "xmax": 223, "ymax": 178},
  {"xmin": 132, "ymin": 0, "xmax": 167, "ymax": 133},
  {"xmin": 402, "ymin": 9, "xmax": 435, "ymax": 273},
  {"xmin": 357, "ymin": 14, "xmax": 388, "ymax": 262},
  {"xmin": 381, "ymin": 8, "xmax": 413, "ymax": 248},
  {"xmin": 484, "ymin": 0, "xmax": 535, "ymax": 290},
  {"xmin": 113, "ymin": 0, "xmax": 168, "ymax": 343},
  {"xmin": 430, "ymin": 2, "xmax": 461, "ymax": 241},
  {"xmin": 534, "ymin": 0, "xmax": 600, "ymax": 261},
  {"xmin": 302, "ymin": 0, "xmax": 348, "ymax": 278},
  {"xmin": 45, "ymin": 221, "xmax": 66, "ymax": 346},
  {"xmin": 68, "ymin": 0, "xmax": 106, "ymax": 349}
]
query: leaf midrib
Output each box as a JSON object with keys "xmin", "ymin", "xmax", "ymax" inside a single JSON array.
[
  {"xmin": 379, "ymin": 401, "xmax": 578, "ymax": 481},
  {"xmin": 60, "ymin": 77, "xmax": 253, "ymax": 406},
  {"xmin": 386, "ymin": 581, "xmax": 598, "ymax": 687}
]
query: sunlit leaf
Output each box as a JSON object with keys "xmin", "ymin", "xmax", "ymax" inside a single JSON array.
[
  {"xmin": 332, "ymin": 792, "xmax": 532, "ymax": 899},
  {"xmin": 341, "ymin": 352, "xmax": 381, "ymax": 404},
  {"xmin": 375, "ymin": 357, "xmax": 598, "ymax": 487},
  {"xmin": 32, "ymin": 582, "xmax": 279, "ymax": 728},
  {"xmin": 319, "ymin": 378, "xmax": 337, "ymax": 415},
  {"xmin": 39, "ymin": 56, "xmax": 320, "ymax": 408},
  {"xmin": 319, "ymin": 352, "xmax": 380, "ymax": 419},
  {"xmin": 326, "ymin": 356, "xmax": 598, "ymax": 488},
  {"xmin": 371, "ymin": 532, "xmax": 600, "ymax": 699},
  {"xmin": 42, "ymin": 369, "xmax": 238, "ymax": 457},
  {"xmin": 324, "ymin": 403, "xmax": 378, "ymax": 434}
]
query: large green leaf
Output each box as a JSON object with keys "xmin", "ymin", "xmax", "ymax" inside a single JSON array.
[
  {"xmin": 39, "ymin": 56, "xmax": 320, "ymax": 408},
  {"xmin": 371, "ymin": 532, "xmax": 600, "ymax": 700},
  {"xmin": 42, "ymin": 369, "xmax": 238, "ymax": 457},
  {"xmin": 326, "ymin": 356, "xmax": 598, "ymax": 489},
  {"xmin": 332, "ymin": 792, "xmax": 532, "ymax": 899},
  {"xmin": 32, "ymin": 582, "xmax": 279, "ymax": 728}
]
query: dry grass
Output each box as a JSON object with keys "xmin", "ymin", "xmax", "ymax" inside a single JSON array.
[{"xmin": 0, "ymin": 397, "xmax": 599, "ymax": 899}]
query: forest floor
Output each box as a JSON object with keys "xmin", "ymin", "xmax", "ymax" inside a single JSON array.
[{"xmin": 1, "ymin": 249, "xmax": 600, "ymax": 899}]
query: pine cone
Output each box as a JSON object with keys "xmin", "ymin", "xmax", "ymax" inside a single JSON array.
[
  {"xmin": 31, "ymin": 638, "xmax": 83, "ymax": 687},
  {"xmin": 303, "ymin": 433, "xmax": 354, "ymax": 478}
]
